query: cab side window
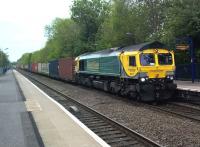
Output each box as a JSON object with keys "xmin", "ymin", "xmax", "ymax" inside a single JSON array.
[
  {"xmin": 79, "ymin": 60, "xmax": 85, "ymax": 71},
  {"xmin": 129, "ymin": 56, "xmax": 136, "ymax": 66}
]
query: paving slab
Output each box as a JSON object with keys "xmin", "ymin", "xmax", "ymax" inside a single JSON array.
[
  {"xmin": 175, "ymin": 80, "xmax": 200, "ymax": 92},
  {"xmin": 0, "ymin": 70, "xmax": 41, "ymax": 147}
]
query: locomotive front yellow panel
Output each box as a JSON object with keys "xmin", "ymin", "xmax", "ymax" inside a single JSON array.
[
  {"xmin": 119, "ymin": 48, "xmax": 175, "ymax": 79},
  {"xmin": 119, "ymin": 51, "xmax": 139, "ymax": 77},
  {"xmin": 138, "ymin": 49, "xmax": 175, "ymax": 79}
]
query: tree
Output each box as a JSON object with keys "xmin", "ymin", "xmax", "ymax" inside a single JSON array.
[
  {"xmin": 160, "ymin": 0, "xmax": 200, "ymax": 44},
  {"xmin": 17, "ymin": 53, "xmax": 31, "ymax": 65},
  {"xmin": 71, "ymin": 0, "xmax": 110, "ymax": 51},
  {"xmin": 18, "ymin": 0, "xmax": 200, "ymax": 65},
  {"xmin": 45, "ymin": 18, "xmax": 81, "ymax": 58},
  {"xmin": 0, "ymin": 50, "xmax": 9, "ymax": 67},
  {"xmin": 96, "ymin": 0, "xmax": 169, "ymax": 49}
]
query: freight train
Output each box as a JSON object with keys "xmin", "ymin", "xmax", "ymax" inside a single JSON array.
[{"xmin": 18, "ymin": 41, "xmax": 177, "ymax": 101}]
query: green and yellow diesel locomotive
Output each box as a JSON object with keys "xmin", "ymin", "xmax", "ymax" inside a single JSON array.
[{"xmin": 75, "ymin": 41, "xmax": 177, "ymax": 101}]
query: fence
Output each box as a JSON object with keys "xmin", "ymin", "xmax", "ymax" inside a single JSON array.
[{"xmin": 175, "ymin": 63, "xmax": 200, "ymax": 81}]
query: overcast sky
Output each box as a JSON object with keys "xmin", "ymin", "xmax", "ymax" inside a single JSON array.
[{"xmin": 0, "ymin": 0, "xmax": 73, "ymax": 62}]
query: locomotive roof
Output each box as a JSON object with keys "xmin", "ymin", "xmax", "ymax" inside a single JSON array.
[
  {"xmin": 79, "ymin": 41, "xmax": 168, "ymax": 59},
  {"xmin": 121, "ymin": 41, "xmax": 168, "ymax": 51}
]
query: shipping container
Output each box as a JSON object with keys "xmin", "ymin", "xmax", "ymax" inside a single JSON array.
[
  {"xmin": 21, "ymin": 65, "xmax": 24, "ymax": 69},
  {"xmin": 31, "ymin": 63, "xmax": 38, "ymax": 73},
  {"xmin": 24, "ymin": 65, "xmax": 28, "ymax": 70},
  {"xmin": 58, "ymin": 57, "xmax": 75, "ymax": 81},
  {"xmin": 38, "ymin": 63, "xmax": 42, "ymax": 73},
  {"xmin": 49, "ymin": 60, "xmax": 59, "ymax": 78},
  {"xmin": 28, "ymin": 64, "xmax": 31, "ymax": 72},
  {"xmin": 41, "ymin": 63, "xmax": 49, "ymax": 75}
]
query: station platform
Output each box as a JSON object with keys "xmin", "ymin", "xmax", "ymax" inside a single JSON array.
[
  {"xmin": 0, "ymin": 70, "xmax": 109, "ymax": 147},
  {"xmin": 175, "ymin": 80, "xmax": 200, "ymax": 92}
]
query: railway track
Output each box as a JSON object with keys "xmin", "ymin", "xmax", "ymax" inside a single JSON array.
[
  {"xmin": 148, "ymin": 102, "xmax": 200, "ymax": 123},
  {"xmin": 183, "ymin": 101, "xmax": 200, "ymax": 108},
  {"xmin": 19, "ymin": 70, "xmax": 161, "ymax": 147}
]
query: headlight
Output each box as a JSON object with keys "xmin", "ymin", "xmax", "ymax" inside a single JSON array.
[
  {"xmin": 140, "ymin": 77, "xmax": 146, "ymax": 82},
  {"xmin": 166, "ymin": 75, "xmax": 174, "ymax": 80},
  {"xmin": 139, "ymin": 72, "xmax": 148, "ymax": 82}
]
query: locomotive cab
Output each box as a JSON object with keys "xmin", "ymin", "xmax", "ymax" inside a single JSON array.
[
  {"xmin": 137, "ymin": 49, "xmax": 176, "ymax": 101},
  {"xmin": 119, "ymin": 46, "xmax": 177, "ymax": 101},
  {"xmin": 139, "ymin": 49, "xmax": 175, "ymax": 80},
  {"xmin": 119, "ymin": 49, "xmax": 176, "ymax": 81}
]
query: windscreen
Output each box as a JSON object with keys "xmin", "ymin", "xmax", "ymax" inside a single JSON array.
[
  {"xmin": 140, "ymin": 53, "xmax": 155, "ymax": 66},
  {"xmin": 158, "ymin": 53, "xmax": 172, "ymax": 65}
]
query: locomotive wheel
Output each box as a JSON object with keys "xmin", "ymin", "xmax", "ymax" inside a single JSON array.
[
  {"xmin": 129, "ymin": 91, "xmax": 137, "ymax": 100},
  {"xmin": 109, "ymin": 87, "xmax": 115, "ymax": 94},
  {"xmin": 85, "ymin": 78, "xmax": 92, "ymax": 87}
]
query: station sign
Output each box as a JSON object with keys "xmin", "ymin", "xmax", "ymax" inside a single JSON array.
[
  {"xmin": 175, "ymin": 36, "xmax": 195, "ymax": 83},
  {"xmin": 176, "ymin": 44, "xmax": 189, "ymax": 50}
]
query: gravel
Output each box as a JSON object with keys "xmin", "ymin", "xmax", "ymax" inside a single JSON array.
[{"xmin": 25, "ymin": 72, "xmax": 200, "ymax": 147}]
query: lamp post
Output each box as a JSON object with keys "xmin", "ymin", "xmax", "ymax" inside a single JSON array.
[
  {"xmin": 126, "ymin": 32, "xmax": 133, "ymax": 46},
  {"xmin": 93, "ymin": 43, "xmax": 98, "ymax": 50},
  {"xmin": 126, "ymin": 32, "xmax": 133, "ymax": 36}
]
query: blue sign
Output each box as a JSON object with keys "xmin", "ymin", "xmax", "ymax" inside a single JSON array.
[{"xmin": 176, "ymin": 36, "xmax": 195, "ymax": 83}]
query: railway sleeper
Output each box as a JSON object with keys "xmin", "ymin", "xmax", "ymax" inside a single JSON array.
[
  {"xmin": 112, "ymin": 141, "xmax": 142, "ymax": 147},
  {"xmin": 89, "ymin": 125, "xmax": 113, "ymax": 130},
  {"xmin": 78, "ymin": 117, "xmax": 100, "ymax": 122},
  {"xmin": 92, "ymin": 128, "xmax": 116, "ymax": 134},
  {"xmin": 99, "ymin": 133, "xmax": 127, "ymax": 140},
  {"xmin": 77, "ymin": 114, "xmax": 95, "ymax": 119},
  {"xmin": 97, "ymin": 130, "xmax": 121, "ymax": 137},
  {"xmin": 105, "ymin": 137, "xmax": 133, "ymax": 145},
  {"xmin": 86, "ymin": 122, "xmax": 108, "ymax": 128},
  {"xmin": 82, "ymin": 120, "xmax": 105, "ymax": 125}
]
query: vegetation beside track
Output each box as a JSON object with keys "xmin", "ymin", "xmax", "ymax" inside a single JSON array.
[{"xmin": 18, "ymin": 0, "xmax": 200, "ymax": 65}]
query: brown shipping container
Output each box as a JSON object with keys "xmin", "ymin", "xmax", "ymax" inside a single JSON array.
[
  {"xmin": 31, "ymin": 63, "xmax": 38, "ymax": 73},
  {"xmin": 58, "ymin": 57, "xmax": 75, "ymax": 81}
]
